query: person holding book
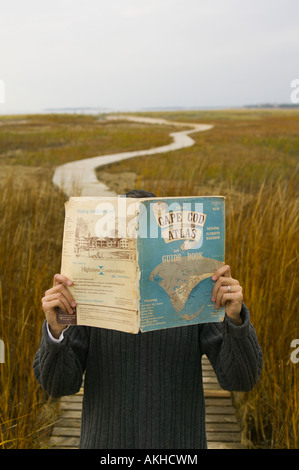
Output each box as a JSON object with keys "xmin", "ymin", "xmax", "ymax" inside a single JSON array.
[{"xmin": 33, "ymin": 190, "xmax": 263, "ymax": 449}]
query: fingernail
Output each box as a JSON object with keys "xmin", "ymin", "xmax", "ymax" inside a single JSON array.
[
  {"xmin": 71, "ymin": 301, "xmax": 76, "ymax": 307},
  {"xmin": 212, "ymin": 275, "xmax": 217, "ymax": 281},
  {"xmin": 211, "ymin": 296, "xmax": 215, "ymax": 302},
  {"xmin": 67, "ymin": 281, "xmax": 72, "ymax": 286}
]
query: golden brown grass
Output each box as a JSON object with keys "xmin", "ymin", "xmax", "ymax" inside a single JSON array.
[
  {"xmin": 226, "ymin": 180, "xmax": 298, "ymax": 448},
  {"xmin": 0, "ymin": 113, "xmax": 173, "ymax": 168},
  {"xmin": 0, "ymin": 174, "xmax": 66, "ymax": 448},
  {"xmin": 99, "ymin": 109, "xmax": 299, "ymax": 196}
]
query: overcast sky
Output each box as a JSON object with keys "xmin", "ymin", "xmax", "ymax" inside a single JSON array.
[{"xmin": 0, "ymin": 0, "xmax": 298, "ymax": 113}]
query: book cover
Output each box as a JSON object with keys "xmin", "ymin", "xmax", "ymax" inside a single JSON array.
[
  {"xmin": 137, "ymin": 197, "xmax": 225, "ymax": 332},
  {"xmin": 57, "ymin": 196, "xmax": 225, "ymax": 333}
]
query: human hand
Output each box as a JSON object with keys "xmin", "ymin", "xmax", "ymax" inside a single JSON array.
[
  {"xmin": 211, "ymin": 264, "xmax": 243, "ymax": 325},
  {"xmin": 41, "ymin": 274, "xmax": 76, "ymax": 339}
]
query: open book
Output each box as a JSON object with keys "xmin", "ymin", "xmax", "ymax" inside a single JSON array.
[{"xmin": 57, "ymin": 196, "xmax": 225, "ymax": 333}]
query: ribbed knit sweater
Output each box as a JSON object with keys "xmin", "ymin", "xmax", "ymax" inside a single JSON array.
[{"xmin": 33, "ymin": 303, "xmax": 262, "ymax": 449}]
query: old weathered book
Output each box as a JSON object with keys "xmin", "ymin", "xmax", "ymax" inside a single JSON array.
[{"xmin": 57, "ymin": 196, "xmax": 225, "ymax": 333}]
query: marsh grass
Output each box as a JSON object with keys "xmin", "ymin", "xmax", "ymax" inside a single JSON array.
[
  {"xmin": 0, "ymin": 173, "xmax": 66, "ymax": 448},
  {"xmin": 226, "ymin": 180, "xmax": 298, "ymax": 448},
  {"xmin": 0, "ymin": 114, "xmax": 173, "ymax": 168}
]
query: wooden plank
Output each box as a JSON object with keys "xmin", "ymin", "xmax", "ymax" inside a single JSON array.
[
  {"xmin": 56, "ymin": 418, "xmax": 82, "ymax": 428},
  {"xmin": 203, "ymin": 376, "xmax": 219, "ymax": 383},
  {"xmin": 202, "ymin": 370, "xmax": 219, "ymax": 376},
  {"xmin": 201, "ymin": 355, "xmax": 210, "ymax": 361},
  {"xmin": 60, "ymin": 395, "xmax": 83, "ymax": 403},
  {"xmin": 208, "ymin": 442, "xmax": 245, "ymax": 449},
  {"xmin": 48, "ymin": 436, "xmax": 80, "ymax": 447},
  {"xmin": 57, "ymin": 410, "xmax": 82, "ymax": 419},
  {"xmin": 205, "ymin": 414, "xmax": 238, "ymax": 423},
  {"xmin": 204, "ymin": 390, "xmax": 231, "ymax": 398},
  {"xmin": 205, "ymin": 398, "xmax": 233, "ymax": 406},
  {"xmin": 50, "ymin": 447, "xmax": 78, "ymax": 450},
  {"xmin": 203, "ymin": 383, "xmax": 225, "ymax": 390},
  {"xmin": 205, "ymin": 406, "xmax": 236, "ymax": 415},
  {"xmin": 59, "ymin": 401, "xmax": 83, "ymax": 411},
  {"xmin": 206, "ymin": 432, "xmax": 242, "ymax": 442},
  {"xmin": 206, "ymin": 422, "xmax": 240, "ymax": 432},
  {"xmin": 51, "ymin": 427, "xmax": 81, "ymax": 437},
  {"xmin": 53, "ymin": 446, "xmax": 78, "ymax": 450}
]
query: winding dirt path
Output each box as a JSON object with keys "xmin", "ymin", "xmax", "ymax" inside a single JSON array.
[{"xmin": 52, "ymin": 115, "xmax": 213, "ymax": 197}]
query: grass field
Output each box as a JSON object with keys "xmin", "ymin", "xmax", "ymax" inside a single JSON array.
[{"xmin": 0, "ymin": 110, "xmax": 298, "ymax": 448}]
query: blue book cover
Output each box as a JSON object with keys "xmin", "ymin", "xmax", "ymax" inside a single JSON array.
[{"xmin": 136, "ymin": 196, "xmax": 225, "ymax": 332}]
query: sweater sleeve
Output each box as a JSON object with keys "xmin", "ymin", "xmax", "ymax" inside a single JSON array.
[
  {"xmin": 33, "ymin": 321, "xmax": 90, "ymax": 398},
  {"xmin": 199, "ymin": 303, "xmax": 263, "ymax": 392}
]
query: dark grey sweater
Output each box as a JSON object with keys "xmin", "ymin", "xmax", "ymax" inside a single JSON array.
[{"xmin": 33, "ymin": 303, "xmax": 262, "ymax": 449}]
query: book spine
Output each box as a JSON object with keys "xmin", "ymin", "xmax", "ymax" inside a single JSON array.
[{"xmin": 135, "ymin": 204, "xmax": 141, "ymax": 332}]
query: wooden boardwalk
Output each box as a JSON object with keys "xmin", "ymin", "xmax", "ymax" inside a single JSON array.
[{"xmin": 47, "ymin": 356, "xmax": 244, "ymax": 449}]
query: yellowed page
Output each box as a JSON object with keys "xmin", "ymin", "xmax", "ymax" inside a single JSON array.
[{"xmin": 59, "ymin": 197, "xmax": 140, "ymax": 333}]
